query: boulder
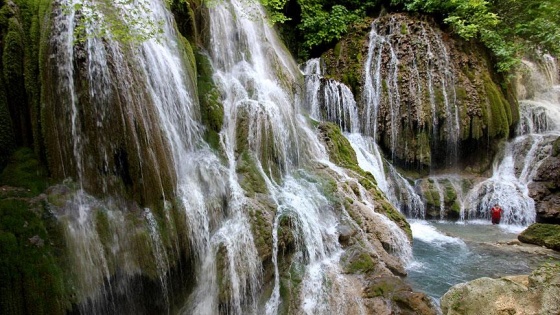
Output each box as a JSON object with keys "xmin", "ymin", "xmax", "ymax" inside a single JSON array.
[
  {"xmin": 441, "ymin": 264, "xmax": 560, "ymax": 315},
  {"xmin": 518, "ymin": 223, "xmax": 560, "ymax": 251}
]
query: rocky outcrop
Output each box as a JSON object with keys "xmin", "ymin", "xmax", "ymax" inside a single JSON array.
[
  {"xmin": 321, "ymin": 13, "xmax": 517, "ymax": 173},
  {"xmin": 528, "ymin": 137, "xmax": 560, "ymax": 224},
  {"xmin": 518, "ymin": 223, "xmax": 560, "ymax": 251},
  {"xmin": 314, "ymin": 122, "xmax": 437, "ymax": 314},
  {"xmin": 440, "ymin": 264, "xmax": 560, "ymax": 315}
]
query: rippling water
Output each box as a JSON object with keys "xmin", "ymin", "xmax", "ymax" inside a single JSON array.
[{"xmin": 406, "ymin": 220, "xmax": 560, "ymax": 303}]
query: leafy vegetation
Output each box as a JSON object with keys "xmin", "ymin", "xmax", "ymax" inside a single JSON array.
[
  {"xmin": 390, "ymin": 0, "xmax": 560, "ymax": 72},
  {"xmin": 262, "ymin": 0, "xmax": 560, "ymax": 71}
]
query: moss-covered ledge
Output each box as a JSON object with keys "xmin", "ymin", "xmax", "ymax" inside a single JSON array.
[
  {"xmin": 316, "ymin": 122, "xmax": 411, "ymax": 239},
  {"xmin": 518, "ymin": 223, "xmax": 560, "ymax": 251}
]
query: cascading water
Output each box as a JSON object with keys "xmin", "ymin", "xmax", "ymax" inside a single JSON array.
[
  {"xmin": 49, "ymin": 0, "xmax": 205, "ymax": 312},
  {"xmin": 363, "ymin": 18, "xmax": 461, "ymax": 168},
  {"xmin": 302, "ymin": 59, "xmax": 415, "ymax": 263},
  {"xmin": 203, "ymin": 0, "xmax": 389, "ymax": 313},
  {"xmin": 46, "ymin": 0, "xmax": 436, "ymax": 313},
  {"xmin": 461, "ymin": 56, "xmax": 560, "ymax": 226},
  {"xmin": 304, "ymin": 57, "xmax": 425, "ymax": 218}
]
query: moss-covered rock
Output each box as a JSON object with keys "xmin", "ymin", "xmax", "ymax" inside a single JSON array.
[
  {"xmin": 518, "ymin": 223, "xmax": 560, "ymax": 251},
  {"xmin": 441, "ymin": 264, "xmax": 560, "ymax": 315},
  {"xmin": 195, "ymin": 49, "xmax": 224, "ymax": 152},
  {"xmin": 341, "ymin": 249, "xmax": 376, "ymax": 274},
  {"xmin": 320, "ymin": 13, "xmax": 517, "ymax": 173},
  {"xmin": 317, "ymin": 122, "xmax": 358, "ymax": 170},
  {"xmin": 0, "ymin": 147, "xmax": 48, "ymax": 195},
  {"xmin": 236, "ymin": 151, "xmax": 268, "ymax": 196},
  {"xmin": 0, "ymin": 75, "xmax": 15, "ymax": 171},
  {"xmin": 0, "ymin": 198, "xmax": 69, "ymax": 315},
  {"xmin": 0, "ymin": 148, "xmax": 69, "ymax": 314}
]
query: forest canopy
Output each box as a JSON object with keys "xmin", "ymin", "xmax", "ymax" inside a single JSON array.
[{"xmin": 264, "ymin": 0, "xmax": 560, "ymax": 72}]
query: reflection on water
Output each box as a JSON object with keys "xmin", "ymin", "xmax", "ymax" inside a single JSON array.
[{"xmin": 406, "ymin": 220, "xmax": 560, "ymax": 303}]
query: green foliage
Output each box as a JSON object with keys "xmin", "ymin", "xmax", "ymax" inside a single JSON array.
[
  {"xmin": 493, "ymin": 0, "xmax": 560, "ymax": 57},
  {"xmin": 391, "ymin": 0, "xmax": 560, "ymax": 73},
  {"xmin": 261, "ymin": 0, "xmax": 290, "ymax": 24},
  {"xmin": 298, "ymin": 4, "xmax": 359, "ymax": 51},
  {"xmin": 259, "ymin": 0, "xmax": 382, "ymax": 57}
]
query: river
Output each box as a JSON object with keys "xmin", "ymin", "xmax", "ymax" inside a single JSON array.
[{"xmin": 406, "ymin": 220, "xmax": 560, "ymax": 304}]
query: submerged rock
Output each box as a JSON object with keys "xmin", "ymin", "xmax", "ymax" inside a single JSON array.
[{"xmin": 441, "ymin": 264, "xmax": 560, "ymax": 315}]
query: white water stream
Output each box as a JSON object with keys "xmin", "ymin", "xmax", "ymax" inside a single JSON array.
[{"xmin": 47, "ymin": 0, "xmax": 560, "ymax": 312}]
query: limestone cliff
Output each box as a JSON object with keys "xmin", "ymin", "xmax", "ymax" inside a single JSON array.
[{"xmin": 320, "ymin": 13, "xmax": 517, "ymax": 173}]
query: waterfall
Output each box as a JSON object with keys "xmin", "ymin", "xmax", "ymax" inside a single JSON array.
[
  {"xmin": 302, "ymin": 59, "xmax": 415, "ymax": 264},
  {"xmin": 303, "ymin": 59, "xmax": 360, "ymax": 133},
  {"xmin": 203, "ymin": 0, "xmax": 375, "ymax": 313},
  {"xmin": 460, "ymin": 56, "xmax": 560, "ymax": 226},
  {"xmin": 47, "ymin": 0, "xmax": 431, "ymax": 312},
  {"xmin": 363, "ymin": 18, "xmax": 460, "ymax": 168},
  {"xmin": 49, "ymin": 0, "xmax": 205, "ymax": 312},
  {"xmin": 303, "ymin": 58, "xmax": 425, "ymax": 218}
]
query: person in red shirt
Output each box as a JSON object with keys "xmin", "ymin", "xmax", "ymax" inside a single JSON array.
[{"xmin": 491, "ymin": 204, "xmax": 503, "ymax": 224}]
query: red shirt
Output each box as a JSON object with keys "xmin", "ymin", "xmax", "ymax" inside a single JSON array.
[{"xmin": 491, "ymin": 207, "xmax": 502, "ymax": 219}]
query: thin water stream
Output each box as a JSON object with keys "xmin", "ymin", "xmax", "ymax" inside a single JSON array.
[{"xmin": 407, "ymin": 220, "xmax": 560, "ymax": 303}]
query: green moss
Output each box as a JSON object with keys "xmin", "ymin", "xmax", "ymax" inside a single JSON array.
[
  {"xmin": 0, "ymin": 78, "xmax": 15, "ymax": 168},
  {"xmin": 449, "ymin": 201, "xmax": 461, "ymax": 218},
  {"xmin": 170, "ymin": 0, "xmax": 198, "ymax": 43},
  {"xmin": 179, "ymin": 35, "xmax": 197, "ymax": 86},
  {"xmin": 400, "ymin": 23, "xmax": 408, "ymax": 35},
  {"xmin": 195, "ymin": 50, "xmax": 224, "ymax": 152},
  {"xmin": 131, "ymin": 229, "xmax": 158, "ymax": 279},
  {"xmin": 0, "ymin": 198, "xmax": 69, "ymax": 314},
  {"xmin": 552, "ymin": 137, "xmax": 560, "ymax": 157},
  {"xmin": 318, "ymin": 122, "xmax": 358, "ymax": 170},
  {"xmin": 482, "ymin": 74, "xmax": 511, "ymax": 138},
  {"xmin": 341, "ymin": 71, "xmax": 359, "ymax": 95},
  {"xmin": 518, "ymin": 223, "xmax": 560, "ymax": 251},
  {"xmin": 343, "ymin": 252, "xmax": 376, "ymax": 274},
  {"xmin": 377, "ymin": 194, "xmax": 411, "ymax": 239},
  {"xmin": 443, "ymin": 181, "xmax": 457, "ymax": 203},
  {"xmin": 413, "ymin": 130, "xmax": 431, "ymax": 167},
  {"xmin": 333, "ymin": 42, "xmax": 342, "ymax": 58},
  {"xmin": 2, "ymin": 21, "xmax": 24, "ymax": 84},
  {"xmin": 236, "ymin": 151, "xmax": 268, "ymax": 196},
  {"xmin": 0, "ymin": 147, "xmax": 48, "ymax": 195},
  {"xmin": 95, "ymin": 210, "xmax": 111, "ymax": 255},
  {"xmin": 248, "ymin": 206, "xmax": 273, "ymax": 259},
  {"xmin": 364, "ymin": 275, "xmax": 412, "ymax": 303},
  {"xmin": 456, "ymin": 86, "xmax": 468, "ymax": 103}
]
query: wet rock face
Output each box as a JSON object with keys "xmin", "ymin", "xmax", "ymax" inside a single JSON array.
[
  {"xmin": 440, "ymin": 264, "xmax": 560, "ymax": 315},
  {"xmin": 321, "ymin": 13, "xmax": 516, "ymax": 173},
  {"xmin": 528, "ymin": 137, "xmax": 560, "ymax": 224}
]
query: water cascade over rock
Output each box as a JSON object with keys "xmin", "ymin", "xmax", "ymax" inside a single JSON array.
[
  {"xmin": 322, "ymin": 14, "xmax": 517, "ymax": 173},
  {"xmin": 10, "ymin": 0, "xmax": 438, "ymax": 314},
  {"xmin": 317, "ymin": 13, "xmax": 559, "ymax": 226}
]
